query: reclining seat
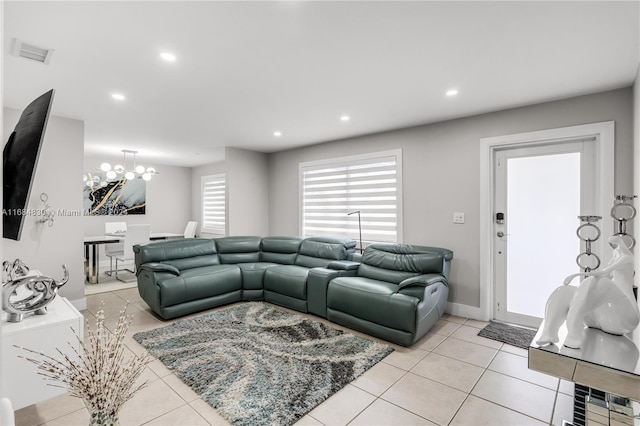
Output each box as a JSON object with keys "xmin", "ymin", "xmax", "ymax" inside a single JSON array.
[
  {"xmin": 263, "ymin": 236, "xmax": 356, "ymax": 313},
  {"xmin": 326, "ymin": 243, "xmax": 453, "ymax": 346},
  {"xmin": 134, "ymin": 238, "xmax": 241, "ymax": 319},
  {"xmin": 215, "ymin": 236, "xmax": 304, "ymax": 301}
]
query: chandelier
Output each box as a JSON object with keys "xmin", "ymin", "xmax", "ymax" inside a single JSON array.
[{"xmin": 100, "ymin": 149, "xmax": 158, "ymax": 181}]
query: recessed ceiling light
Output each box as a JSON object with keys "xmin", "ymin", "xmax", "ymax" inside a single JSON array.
[
  {"xmin": 273, "ymin": 131, "xmax": 282, "ymax": 137},
  {"xmin": 160, "ymin": 52, "xmax": 176, "ymax": 62},
  {"xmin": 446, "ymin": 89, "xmax": 459, "ymax": 97},
  {"xmin": 111, "ymin": 93, "xmax": 126, "ymax": 101},
  {"xmin": 340, "ymin": 115, "xmax": 350, "ymax": 122}
]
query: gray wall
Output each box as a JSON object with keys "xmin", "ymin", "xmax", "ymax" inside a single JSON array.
[
  {"xmin": 226, "ymin": 147, "xmax": 269, "ymax": 236},
  {"xmin": 82, "ymin": 155, "xmax": 192, "ymax": 265},
  {"xmin": 83, "ymin": 155, "xmax": 191, "ymax": 237},
  {"xmin": 634, "ymin": 67, "xmax": 640, "ymax": 314},
  {"xmin": 191, "ymin": 147, "xmax": 269, "ymax": 237},
  {"xmin": 268, "ymin": 87, "xmax": 634, "ymax": 310},
  {"xmin": 3, "ymin": 108, "xmax": 86, "ymax": 308},
  {"xmin": 191, "ymin": 160, "xmax": 226, "ymax": 237}
]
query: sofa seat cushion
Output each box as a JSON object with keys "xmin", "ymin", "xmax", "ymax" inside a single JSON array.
[
  {"xmin": 236, "ymin": 262, "xmax": 278, "ymax": 272},
  {"xmin": 236, "ymin": 262, "xmax": 279, "ymax": 290},
  {"xmin": 327, "ymin": 276, "xmax": 419, "ymax": 333},
  {"xmin": 157, "ymin": 264, "xmax": 241, "ymax": 307},
  {"xmin": 263, "ymin": 265, "xmax": 311, "ymax": 299}
]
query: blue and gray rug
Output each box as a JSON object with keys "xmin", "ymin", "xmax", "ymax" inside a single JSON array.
[{"xmin": 133, "ymin": 302, "xmax": 393, "ymax": 426}]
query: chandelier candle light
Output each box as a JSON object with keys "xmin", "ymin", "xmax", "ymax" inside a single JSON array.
[{"xmin": 99, "ymin": 149, "xmax": 158, "ymax": 182}]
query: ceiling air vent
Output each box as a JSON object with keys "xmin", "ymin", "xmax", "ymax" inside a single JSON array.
[{"xmin": 12, "ymin": 38, "xmax": 55, "ymax": 64}]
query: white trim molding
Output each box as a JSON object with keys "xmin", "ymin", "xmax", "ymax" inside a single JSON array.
[
  {"xmin": 446, "ymin": 302, "xmax": 483, "ymax": 321},
  {"xmin": 479, "ymin": 121, "xmax": 615, "ymax": 322},
  {"xmin": 69, "ymin": 297, "xmax": 87, "ymax": 312}
]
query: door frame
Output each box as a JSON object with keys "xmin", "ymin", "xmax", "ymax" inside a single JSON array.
[{"xmin": 479, "ymin": 121, "xmax": 615, "ymax": 322}]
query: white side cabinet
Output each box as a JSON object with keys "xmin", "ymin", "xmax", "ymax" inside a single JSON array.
[{"xmin": 2, "ymin": 297, "xmax": 84, "ymax": 410}]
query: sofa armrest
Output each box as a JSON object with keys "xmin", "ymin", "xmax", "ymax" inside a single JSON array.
[
  {"xmin": 398, "ymin": 273, "xmax": 447, "ymax": 290},
  {"xmin": 327, "ymin": 260, "xmax": 360, "ymax": 271},
  {"xmin": 137, "ymin": 262, "xmax": 180, "ymax": 277},
  {"xmin": 307, "ymin": 268, "xmax": 341, "ymax": 318}
]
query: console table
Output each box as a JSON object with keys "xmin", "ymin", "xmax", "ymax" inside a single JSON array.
[
  {"xmin": 529, "ymin": 323, "xmax": 639, "ymax": 425},
  {"xmin": 2, "ymin": 297, "xmax": 83, "ymax": 410}
]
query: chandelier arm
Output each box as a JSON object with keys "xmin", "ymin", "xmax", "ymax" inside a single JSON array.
[{"xmin": 92, "ymin": 149, "xmax": 157, "ymax": 181}]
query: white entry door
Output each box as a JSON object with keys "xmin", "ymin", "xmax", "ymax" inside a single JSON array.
[{"xmin": 493, "ymin": 139, "xmax": 596, "ymax": 327}]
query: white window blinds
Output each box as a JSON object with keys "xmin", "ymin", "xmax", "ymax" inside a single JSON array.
[
  {"xmin": 201, "ymin": 174, "xmax": 227, "ymax": 237},
  {"xmin": 300, "ymin": 150, "xmax": 402, "ymax": 246}
]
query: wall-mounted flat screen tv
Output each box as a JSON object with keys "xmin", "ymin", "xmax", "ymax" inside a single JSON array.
[{"xmin": 3, "ymin": 89, "xmax": 55, "ymax": 241}]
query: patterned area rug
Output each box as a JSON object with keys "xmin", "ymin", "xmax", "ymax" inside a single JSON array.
[
  {"xmin": 477, "ymin": 321, "xmax": 537, "ymax": 349},
  {"xmin": 133, "ymin": 302, "xmax": 393, "ymax": 426}
]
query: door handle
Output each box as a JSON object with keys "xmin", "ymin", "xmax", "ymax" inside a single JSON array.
[{"xmin": 497, "ymin": 231, "xmax": 505, "ymax": 237}]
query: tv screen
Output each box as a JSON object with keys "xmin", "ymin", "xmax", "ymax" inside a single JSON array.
[{"xmin": 3, "ymin": 89, "xmax": 55, "ymax": 241}]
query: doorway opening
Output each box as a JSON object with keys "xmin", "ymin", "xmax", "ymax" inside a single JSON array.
[{"xmin": 479, "ymin": 122, "xmax": 615, "ymax": 324}]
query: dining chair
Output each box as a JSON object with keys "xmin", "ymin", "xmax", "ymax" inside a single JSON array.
[
  {"xmin": 104, "ymin": 222, "xmax": 127, "ymax": 276},
  {"xmin": 183, "ymin": 221, "xmax": 198, "ymax": 238},
  {"xmin": 109, "ymin": 224, "xmax": 151, "ymax": 282}
]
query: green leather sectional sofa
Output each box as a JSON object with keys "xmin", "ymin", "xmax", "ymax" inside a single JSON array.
[{"xmin": 133, "ymin": 235, "xmax": 453, "ymax": 346}]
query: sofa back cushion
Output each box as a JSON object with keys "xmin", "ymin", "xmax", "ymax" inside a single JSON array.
[
  {"xmin": 295, "ymin": 236, "xmax": 357, "ymax": 268},
  {"xmin": 260, "ymin": 236, "xmax": 304, "ymax": 264},
  {"xmin": 134, "ymin": 238, "xmax": 219, "ymax": 271},
  {"xmin": 215, "ymin": 236, "xmax": 261, "ymax": 264},
  {"xmin": 357, "ymin": 243, "xmax": 453, "ymax": 284}
]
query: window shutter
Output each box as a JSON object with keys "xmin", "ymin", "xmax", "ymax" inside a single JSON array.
[
  {"xmin": 301, "ymin": 150, "xmax": 401, "ymax": 246},
  {"xmin": 201, "ymin": 174, "xmax": 226, "ymax": 237}
]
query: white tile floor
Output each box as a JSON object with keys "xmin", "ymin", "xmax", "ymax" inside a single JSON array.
[{"xmin": 15, "ymin": 289, "xmax": 574, "ymax": 425}]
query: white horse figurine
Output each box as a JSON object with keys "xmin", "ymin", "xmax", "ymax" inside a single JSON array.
[{"xmin": 536, "ymin": 235, "xmax": 639, "ymax": 349}]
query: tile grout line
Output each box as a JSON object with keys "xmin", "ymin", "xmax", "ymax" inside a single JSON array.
[
  {"xmin": 446, "ymin": 393, "xmax": 473, "ymax": 425},
  {"xmin": 467, "ymin": 367, "xmax": 558, "ymax": 424},
  {"xmin": 548, "ymin": 377, "xmax": 563, "ymax": 426},
  {"xmin": 84, "ymin": 292, "xmax": 562, "ymax": 426},
  {"xmin": 464, "ymin": 392, "xmax": 551, "ymax": 425},
  {"xmin": 485, "ymin": 352, "xmax": 560, "ymax": 392},
  {"xmin": 347, "ymin": 341, "xmax": 438, "ymax": 425}
]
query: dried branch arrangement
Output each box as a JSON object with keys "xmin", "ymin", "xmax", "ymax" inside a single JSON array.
[{"xmin": 17, "ymin": 304, "xmax": 151, "ymax": 425}]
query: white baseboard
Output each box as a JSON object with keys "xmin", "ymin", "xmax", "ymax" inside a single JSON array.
[
  {"xmin": 69, "ymin": 297, "xmax": 87, "ymax": 311},
  {"xmin": 446, "ymin": 302, "xmax": 484, "ymax": 321}
]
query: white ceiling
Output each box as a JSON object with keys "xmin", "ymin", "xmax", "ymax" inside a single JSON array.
[{"xmin": 3, "ymin": 1, "xmax": 639, "ymax": 167}]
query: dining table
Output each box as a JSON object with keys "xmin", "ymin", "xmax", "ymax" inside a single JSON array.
[{"xmin": 84, "ymin": 232, "xmax": 184, "ymax": 284}]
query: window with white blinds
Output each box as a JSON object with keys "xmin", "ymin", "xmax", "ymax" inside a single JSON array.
[
  {"xmin": 201, "ymin": 174, "xmax": 227, "ymax": 237},
  {"xmin": 300, "ymin": 150, "xmax": 402, "ymax": 247}
]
